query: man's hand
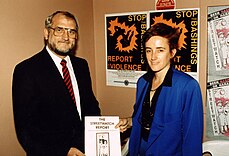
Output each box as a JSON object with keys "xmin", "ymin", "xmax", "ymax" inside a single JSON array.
[{"xmin": 67, "ymin": 147, "xmax": 85, "ymax": 156}]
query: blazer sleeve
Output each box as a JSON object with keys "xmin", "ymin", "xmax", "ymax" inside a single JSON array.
[
  {"xmin": 12, "ymin": 62, "xmax": 34, "ymax": 152},
  {"xmin": 182, "ymin": 79, "xmax": 203, "ymax": 156}
]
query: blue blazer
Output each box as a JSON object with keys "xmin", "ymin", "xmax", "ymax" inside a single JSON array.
[{"xmin": 129, "ymin": 68, "xmax": 203, "ymax": 156}]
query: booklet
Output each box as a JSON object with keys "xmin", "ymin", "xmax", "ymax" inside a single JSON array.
[{"xmin": 85, "ymin": 116, "xmax": 121, "ymax": 156}]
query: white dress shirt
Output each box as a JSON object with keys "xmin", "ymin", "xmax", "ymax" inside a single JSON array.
[{"xmin": 46, "ymin": 46, "xmax": 82, "ymax": 119}]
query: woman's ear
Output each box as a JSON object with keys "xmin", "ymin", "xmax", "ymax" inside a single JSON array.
[{"xmin": 170, "ymin": 49, "xmax": 177, "ymax": 58}]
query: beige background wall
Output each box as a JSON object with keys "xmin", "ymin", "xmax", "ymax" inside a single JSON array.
[
  {"xmin": 0, "ymin": 0, "xmax": 95, "ymax": 155},
  {"xmin": 0, "ymin": 0, "xmax": 228, "ymax": 155}
]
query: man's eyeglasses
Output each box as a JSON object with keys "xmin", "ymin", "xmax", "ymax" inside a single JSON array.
[{"xmin": 49, "ymin": 27, "xmax": 77, "ymax": 38}]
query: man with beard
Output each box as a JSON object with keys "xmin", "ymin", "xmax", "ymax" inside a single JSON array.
[{"xmin": 12, "ymin": 11, "xmax": 100, "ymax": 156}]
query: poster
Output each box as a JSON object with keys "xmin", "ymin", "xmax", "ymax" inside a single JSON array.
[
  {"xmin": 85, "ymin": 116, "xmax": 121, "ymax": 156},
  {"xmin": 208, "ymin": 7, "xmax": 229, "ymax": 71},
  {"xmin": 105, "ymin": 12, "xmax": 148, "ymax": 88},
  {"xmin": 149, "ymin": 8, "xmax": 199, "ymax": 80},
  {"xmin": 207, "ymin": 6, "xmax": 229, "ymax": 140},
  {"xmin": 105, "ymin": 8, "xmax": 199, "ymax": 88},
  {"xmin": 207, "ymin": 78, "xmax": 229, "ymax": 136}
]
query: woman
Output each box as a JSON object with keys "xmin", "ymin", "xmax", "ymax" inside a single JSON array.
[{"xmin": 116, "ymin": 23, "xmax": 203, "ymax": 156}]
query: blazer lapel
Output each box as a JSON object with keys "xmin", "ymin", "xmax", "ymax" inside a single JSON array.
[
  {"xmin": 146, "ymin": 115, "xmax": 164, "ymax": 150},
  {"xmin": 40, "ymin": 49, "xmax": 74, "ymax": 103},
  {"xmin": 146, "ymin": 90, "xmax": 165, "ymax": 151},
  {"xmin": 42, "ymin": 50, "xmax": 66, "ymax": 87}
]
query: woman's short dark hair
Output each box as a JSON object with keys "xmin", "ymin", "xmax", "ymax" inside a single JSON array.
[
  {"xmin": 142, "ymin": 23, "xmax": 181, "ymax": 71},
  {"xmin": 142, "ymin": 23, "xmax": 181, "ymax": 50}
]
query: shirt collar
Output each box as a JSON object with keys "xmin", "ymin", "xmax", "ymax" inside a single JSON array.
[
  {"xmin": 46, "ymin": 45, "xmax": 71, "ymax": 65},
  {"xmin": 162, "ymin": 67, "xmax": 173, "ymax": 87},
  {"xmin": 144, "ymin": 66, "xmax": 173, "ymax": 87}
]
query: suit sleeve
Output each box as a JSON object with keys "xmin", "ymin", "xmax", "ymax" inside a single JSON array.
[
  {"xmin": 12, "ymin": 63, "xmax": 34, "ymax": 152},
  {"xmin": 182, "ymin": 79, "xmax": 203, "ymax": 156}
]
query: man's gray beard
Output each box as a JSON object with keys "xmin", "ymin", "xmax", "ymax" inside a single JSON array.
[
  {"xmin": 45, "ymin": 38, "xmax": 76, "ymax": 56},
  {"xmin": 49, "ymin": 44, "xmax": 74, "ymax": 56},
  {"xmin": 53, "ymin": 48, "xmax": 72, "ymax": 56}
]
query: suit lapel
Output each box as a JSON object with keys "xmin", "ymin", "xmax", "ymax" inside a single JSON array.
[
  {"xmin": 41, "ymin": 50, "xmax": 66, "ymax": 88},
  {"xmin": 69, "ymin": 56, "xmax": 84, "ymax": 116},
  {"xmin": 39, "ymin": 49, "xmax": 76, "ymax": 105}
]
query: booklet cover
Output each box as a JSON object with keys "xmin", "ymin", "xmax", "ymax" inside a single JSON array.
[{"xmin": 85, "ymin": 116, "xmax": 121, "ymax": 156}]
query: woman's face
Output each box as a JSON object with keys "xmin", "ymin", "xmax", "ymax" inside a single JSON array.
[{"xmin": 145, "ymin": 36, "xmax": 176, "ymax": 73}]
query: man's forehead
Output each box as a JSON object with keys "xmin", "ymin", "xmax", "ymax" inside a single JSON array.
[
  {"xmin": 52, "ymin": 14, "xmax": 72, "ymax": 22},
  {"xmin": 52, "ymin": 14, "xmax": 76, "ymax": 27}
]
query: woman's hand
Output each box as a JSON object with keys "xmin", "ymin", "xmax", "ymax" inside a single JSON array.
[
  {"xmin": 67, "ymin": 147, "xmax": 85, "ymax": 156},
  {"xmin": 115, "ymin": 117, "xmax": 132, "ymax": 133}
]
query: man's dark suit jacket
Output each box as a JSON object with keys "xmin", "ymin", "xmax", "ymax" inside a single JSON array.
[{"xmin": 12, "ymin": 48, "xmax": 101, "ymax": 156}]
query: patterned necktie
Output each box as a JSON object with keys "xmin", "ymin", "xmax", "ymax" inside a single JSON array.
[{"xmin": 60, "ymin": 59, "xmax": 76, "ymax": 104}]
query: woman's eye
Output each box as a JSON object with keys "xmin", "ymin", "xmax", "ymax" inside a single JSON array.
[
  {"xmin": 146, "ymin": 49, "xmax": 152, "ymax": 53},
  {"xmin": 157, "ymin": 49, "xmax": 164, "ymax": 53}
]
